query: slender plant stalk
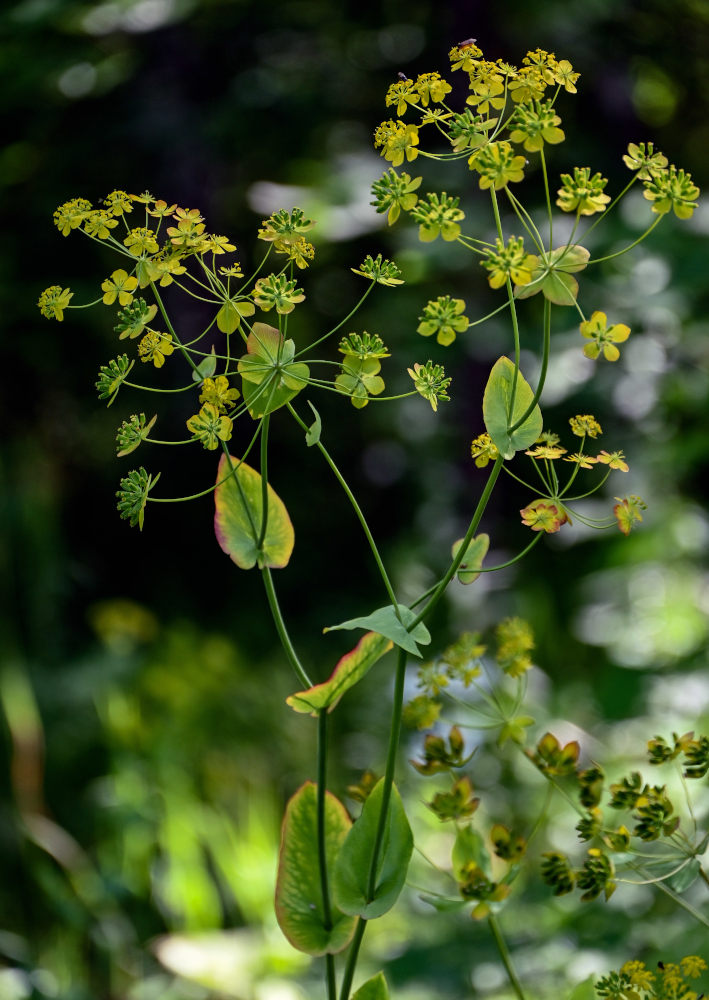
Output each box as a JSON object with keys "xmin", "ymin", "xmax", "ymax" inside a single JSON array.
[
  {"xmin": 257, "ymin": 412, "xmax": 271, "ymax": 549},
  {"xmin": 338, "ymin": 647, "xmax": 408, "ymax": 1000},
  {"xmin": 338, "ymin": 918, "xmax": 366, "ymax": 1000},
  {"xmin": 261, "ymin": 568, "xmax": 312, "ymax": 689},
  {"xmin": 508, "ymin": 297, "xmax": 551, "ymax": 434},
  {"xmin": 410, "ymin": 455, "xmax": 504, "ymax": 630},
  {"xmin": 287, "ymin": 402, "xmax": 400, "ymax": 613},
  {"xmin": 316, "ymin": 710, "xmax": 337, "ymax": 1000},
  {"xmin": 488, "ymin": 914, "xmax": 528, "ymax": 1000}
]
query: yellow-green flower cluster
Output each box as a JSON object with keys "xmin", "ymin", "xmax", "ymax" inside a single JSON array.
[
  {"xmin": 595, "ymin": 956, "xmax": 706, "ymax": 1000},
  {"xmin": 417, "ymin": 295, "xmax": 469, "ymax": 345},
  {"xmin": 186, "ymin": 404, "xmax": 233, "ymax": 450},
  {"xmin": 407, "ymin": 361, "xmax": 451, "ymax": 411},
  {"xmin": 557, "ymin": 167, "xmax": 610, "ymax": 216},
  {"xmin": 37, "ymin": 285, "xmax": 73, "ymax": 321},
  {"xmin": 410, "ymin": 192, "xmax": 464, "ymax": 241},
  {"xmin": 482, "ymin": 236, "xmax": 537, "ymax": 289}
]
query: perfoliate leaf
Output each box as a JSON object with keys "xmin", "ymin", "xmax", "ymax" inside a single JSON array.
[
  {"xmin": 287, "ymin": 632, "xmax": 393, "ymax": 715},
  {"xmin": 666, "ymin": 858, "xmax": 701, "ymax": 893},
  {"xmin": 418, "ymin": 893, "xmax": 468, "ymax": 912},
  {"xmin": 333, "ymin": 779, "xmax": 413, "ymax": 919},
  {"xmin": 214, "ymin": 453, "xmax": 294, "ymax": 569},
  {"xmin": 516, "ymin": 245, "xmax": 589, "ymax": 306},
  {"xmin": 352, "ymin": 973, "xmax": 389, "ymax": 1000},
  {"xmin": 275, "ymin": 782, "xmax": 356, "ymax": 956},
  {"xmin": 451, "ymin": 533, "xmax": 489, "ymax": 584},
  {"xmin": 192, "ymin": 347, "xmax": 218, "ymax": 382},
  {"xmin": 482, "ymin": 356, "xmax": 543, "ymax": 459},
  {"xmin": 452, "ymin": 824, "xmax": 492, "ymax": 880},
  {"xmin": 567, "ymin": 977, "xmax": 597, "ymax": 1000},
  {"xmin": 216, "ymin": 298, "xmax": 255, "ymax": 334},
  {"xmin": 238, "ymin": 323, "xmax": 309, "ymax": 417},
  {"xmin": 323, "ymin": 604, "xmax": 431, "ymax": 658},
  {"xmin": 306, "ymin": 401, "xmax": 322, "ymax": 446}
]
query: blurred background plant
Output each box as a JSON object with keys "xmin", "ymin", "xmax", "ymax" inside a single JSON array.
[{"xmin": 1, "ymin": 0, "xmax": 709, "ymax": 998}]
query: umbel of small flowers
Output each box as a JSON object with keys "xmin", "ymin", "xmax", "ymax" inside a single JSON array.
[
  {"xmin": 39, "ymin": 193, "xmax": 453, "ymax": 528},
  {"xmin": 371, "ymin": 41, "xmax": 699, "ymax": 366},
  {"xmin": 472, "ymin": 415, "xmax": 644, "ymax": 535}
]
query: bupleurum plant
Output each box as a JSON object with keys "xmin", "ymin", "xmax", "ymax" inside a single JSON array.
[{"xmin": 40, "ymin": 39, "xmax": 705, "ymax": 1000}]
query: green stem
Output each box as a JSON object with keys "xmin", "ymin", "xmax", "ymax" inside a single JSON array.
[
  {"xmin": 488, "ymin": 913, "xmax": 528, "ymax": 1000},
  {"xmin": 150, "ymin": 282, "xmax": 201, "ymax": 376},
  {"xmin": 257, "ymin": 413, "xmax": 271, "ymax": 550},
  {"xmin": 587, "ymin": 215, "xmax": 662, "ymax": 264},
  {"xmin": 338, "ymin": 919, "xmax": 366, "ymax": 1000},
  {"xmin": 409, "ymin": 455, "xmax": 503, "ymax": 629},
  {"xmin": 507, "ymin": 296, "xmax": 551, "ymax": 434},
  {"xmin": 287, "ymin": 403, "xmax": 399, "ymax": 613},
  {"xmin": 366, "ymin": 647, "xmax": 407, "ymax": 899},
  {"xmin": 261, "ymin": 567, "xmax": 312, "ymax": 689},
  {"xmin": 540, "ymin": 148, "xmax": 553, "ymax": 249},
  {"xmin": 629, "ymin": 862, "xmax": 709, "ymax": 929},
  {"xmin": 295, "ymin": 284, "xmax": 375, "ymax": 359},
  {"xmin": 316, "ymin": 711, "xmax": 337, "ymax": 1000},
  {"xmin": 339, "ymin": 647, "xmax": 408, "ymax": 1000},
  {"xmin": 489, "ymin": 188, "xmax": 522, "ymax": 417}
]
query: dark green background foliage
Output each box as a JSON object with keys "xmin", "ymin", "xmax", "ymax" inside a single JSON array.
[{"xmin": 1, "ymin": 0, "xmax": 709, "ymax": 997}]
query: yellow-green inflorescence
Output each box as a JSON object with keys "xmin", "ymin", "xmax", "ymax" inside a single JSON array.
[{"xmin": 42, "ymin": 193, "xmax": 436, "ymax": 528}]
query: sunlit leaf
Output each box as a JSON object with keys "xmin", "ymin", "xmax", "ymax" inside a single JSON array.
[
  {"xmin": 275, "ymin": 782, "xmax": 356, "ymax": 955},
  {"xmin": 323, "ymin": 604, "xmax": 430, "ymax": 658},
  {"xmin": 516, "ymin": 245, "xmax": 589, "ymax": 306},
  {"xmin": 352, "ymin": 972, "xmax": 389, "ymax": 1000},
  {"xmin": 214, "ymin": 453, "xmax": 294, "ymax": 569},
  {"xmin": 451, "ymin": 533, "xmax": 489, "ymax": 584},
  {"xmin": 333, "ymin": 779, "xmax": 413, "ymax": 919},
  {"xmin": 287, "ymin": 632, "xmax": 393, "ymax": 715},
  {"xmin": 238, "ymin": 323, "xmax": 309, "ymax": 417},
  {"xmin": 482, "ymin": 356, "xmax": 543, "ymax": 460},
  {"xmin": 217, "ymin": 298, "xmax": 255, "ymax": 334}
]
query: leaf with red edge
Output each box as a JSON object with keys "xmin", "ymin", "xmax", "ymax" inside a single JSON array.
[
  {"xmin": 275, "ymin": 782, "xmax": 356, "ymax": 956},
  {"xmin": 287, "ymin": 632, "xmax": 393, "ymax": 716},
  {"xmin": 214, "ymin": 452, "xmax": 294, "ymax": 569}
]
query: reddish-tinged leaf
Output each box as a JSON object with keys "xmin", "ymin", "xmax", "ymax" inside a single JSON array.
[
  {"xmin": 287, "ymin": 632, "xmax": 393, "ymax": 715},
  {"xmin": 275, "ymin": 782, "xmax": 356, "ymax": 956},
  {"xmin": 214, "ymin": 453, "xmax": 294, "ymax": 569}
]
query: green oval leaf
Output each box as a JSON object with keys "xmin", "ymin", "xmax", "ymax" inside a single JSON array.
[
  {"xmin": 452, "ymin": 824, "xmax": 492, "ymax": 880},
  {"xmin": 333, "ymin": 779, "xmax": 413, "ymax": 919},
  {"xmin": 275, "ymin": 782, "xmax": 356, "ymax": 956},
  {"xmin": 238, "ymin": 323, "xmax": 309, "ymax": 417},
  {"xmin": 482, "ymin": 356, "xmax": 543, "ymax": 460},
  {"xmin": 192, "ymin": 347, "xmax": 217, "ymax": 383},
  {"xmin": 451, "ymin": 533, "xmax": 489, "ymax": 584},
  {"xmin": 541, "ymin": 268, "xmax": 579, "ymax": 306},
  {"xmin": 306, "ymin": 401, "xmax": 322, "ymax": 447},
  {"xmin": 287, "ymin": 632, "xmax": 394, "ymax": 716},
  {"xmin": 352, "ymin": 973, "xmax": 389, "ymax": 1000},
  {"xmin": 217, "ymin": 298, "xmax": 255, "ymax": 334},
  {"xmin": 323, "ymin": 604, "xmax": 430, "ymax": 658},
  {"xmin": 214, "ymin": 453, "xmax": 294, "ymax": 569}
]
